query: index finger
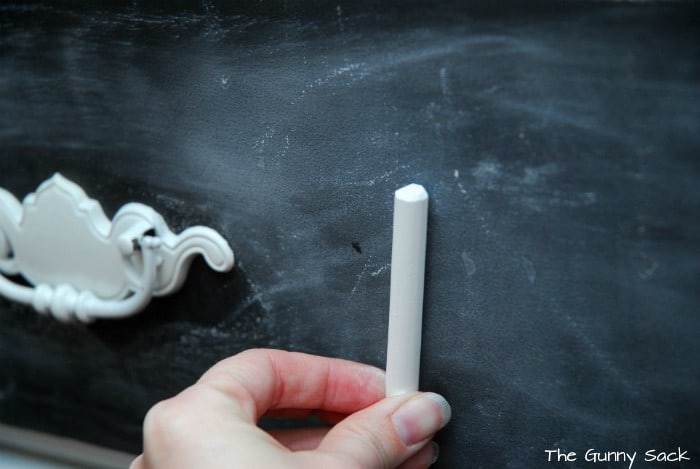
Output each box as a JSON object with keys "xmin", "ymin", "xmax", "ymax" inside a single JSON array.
[{"xmin": 197, "ymin": 348, "xmax": 386, "ymax": 423}]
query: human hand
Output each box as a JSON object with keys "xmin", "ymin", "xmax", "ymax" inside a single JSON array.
[{"xmin": 130, "ymin": 348, "xmax": 451, "ymax": 468}]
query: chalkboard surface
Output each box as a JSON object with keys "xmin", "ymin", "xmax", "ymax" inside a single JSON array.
[{"xmin": 1, "ymin": 1, "xmax": 699, "ymax": 467}]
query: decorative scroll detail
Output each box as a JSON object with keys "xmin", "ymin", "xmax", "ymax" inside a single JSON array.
[{"xmin": 0, "ymin": 174, "xmax": 234, "ymax": 322}]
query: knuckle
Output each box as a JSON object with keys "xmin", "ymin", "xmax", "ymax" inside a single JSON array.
[
  {"xmin": 143, "ymin": 397, "xmax": 189, "ymax": 450},
  {"xmin": 342, "ymin": 420, "xmax": 394, "ymax": 469},
  {"xmin": 144, "ymin": 399, "xmax": 173, "ymax": 431},
  {"xmin": 363, "ymin": 431, "xmax": 393, "ymax": 469}
]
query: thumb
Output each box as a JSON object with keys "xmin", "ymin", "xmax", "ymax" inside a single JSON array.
[{"xmin": 315, "ymin": 392, "xmax": 451, "ymax": 468}]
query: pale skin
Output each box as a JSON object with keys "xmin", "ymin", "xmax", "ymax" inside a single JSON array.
[{"xmin": 131, "ymin": 348, "xmax": 451, "ymax": 469}]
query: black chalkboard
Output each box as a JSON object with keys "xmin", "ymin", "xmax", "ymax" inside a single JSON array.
[{"xmin": 1, "ymin": 1, "xmax": 699, "ymax": 467}]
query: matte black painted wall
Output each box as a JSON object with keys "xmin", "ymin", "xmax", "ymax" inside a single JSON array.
[{"xmin": 1, "ymin": 2, "xmax": 699, "ymax": 467}]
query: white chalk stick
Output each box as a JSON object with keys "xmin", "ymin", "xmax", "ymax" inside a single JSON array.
[{"xmin": 386, "ymin": 183, "xmax": 429, "ymax": 397}]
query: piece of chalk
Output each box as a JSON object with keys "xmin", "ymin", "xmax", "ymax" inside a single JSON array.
[{"xmin": 386, "ymin": 183, "xmax": 429, "ymax": 397}]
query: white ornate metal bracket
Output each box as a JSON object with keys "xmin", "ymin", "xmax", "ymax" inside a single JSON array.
[{"xmin": 0, "ymin": 174, "xmax": 234, "ymax": 322}]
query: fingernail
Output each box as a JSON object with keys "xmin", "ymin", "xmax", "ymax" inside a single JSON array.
[
  {"xmin": 391, "ymin": 393, "xmax": 451, "ymax": 446},
  {"xmin": 430, "ymin": 441, "xmax": 440, "ymax": 465}
]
